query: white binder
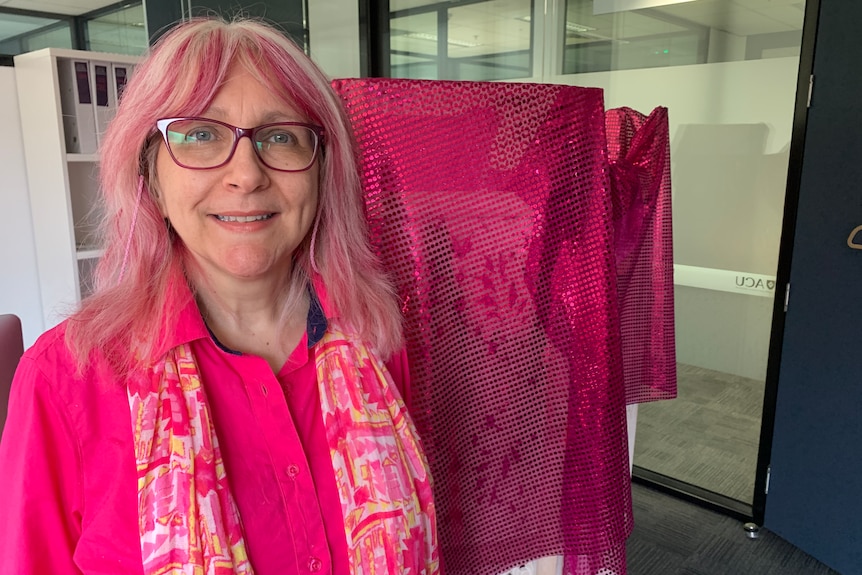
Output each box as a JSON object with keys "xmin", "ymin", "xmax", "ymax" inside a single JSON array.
[
  {"xmin": 56, "ymin": 59, "xmax": 97, "ymax": 154},
  {"xmin": 110, "ymin": 62, "xmax": 131, "ymax": 105},
  {"xmin": 90, "ymin": 60, "xmax": 113, "ymax": 147}
]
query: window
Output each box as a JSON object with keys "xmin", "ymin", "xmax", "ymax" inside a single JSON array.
[
  {"xmin": 84, "ymin": 2, "xmax": 147, "ymax": 56},
  {"xmin": 562, "ymin": 0, "xmax": 804, "ymax": 74},
  {"xmin": 0, "ymin": 11, "xmax": 72, "ymax": 58},
  {"xmin": 390, "ymin": 0, "xmax": 534, "ymax": 81}
]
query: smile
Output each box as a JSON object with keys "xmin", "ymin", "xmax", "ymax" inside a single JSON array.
[{"xmin": 214, "ymin": 214, "xmax": 274, "ymax": 223}]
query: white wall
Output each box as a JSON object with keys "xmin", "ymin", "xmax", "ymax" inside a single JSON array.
[
  {"xmin": 0, "ymin": 66, "xmax": 44, "ymax": 347},
  {"xmin": 552, "ymin": 57, "xmax": 799, "ymax": 154}
]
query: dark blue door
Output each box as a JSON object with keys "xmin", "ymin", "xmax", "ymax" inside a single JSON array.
[{"xmin": 765, "ymin": 3, "xmax": 862, "ymax": 574}]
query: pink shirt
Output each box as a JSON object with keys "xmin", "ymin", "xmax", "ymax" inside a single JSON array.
[{"xmin": 0, "ymin": 290, "xmax": 409, "ymax": 575}]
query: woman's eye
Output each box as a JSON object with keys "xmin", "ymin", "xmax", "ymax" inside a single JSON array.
[
  {"xmin": 189, "ymin": 129, "xmax": 215, "ymax": 142},
  {"xmin": 257, "ymin": 126, "xmax": 302, "ymax": 147},
  {"xmin": 268, "ymin": 131, "xmax": 297, "ymax": 145},
  {"xmin": 167, "ymin": 123, "xmax": 220, "ymax": 144}
]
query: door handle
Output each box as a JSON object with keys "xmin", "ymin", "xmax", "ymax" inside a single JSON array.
[{"xmin": 847, "ymin": 225, "xmax": 862, "ymax": 249}]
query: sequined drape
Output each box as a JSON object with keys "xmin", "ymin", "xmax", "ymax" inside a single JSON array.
[
  {"xmin": 333, "ymin": 78, "xmax": 674, "ymax": 575},
  {"xmin": 606, "ymin": 107, "xmax": 677, "ymax": 405}
]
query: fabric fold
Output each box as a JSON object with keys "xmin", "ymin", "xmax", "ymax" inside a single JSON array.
[
  {"xmin": 606, "ymin": 106, "xmax": 677, "ymax": 405},
  {"xmin": 334, "ymin": 78, "xmax": 634, "ymax": 575}
]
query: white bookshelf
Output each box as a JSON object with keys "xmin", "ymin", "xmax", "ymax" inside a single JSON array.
[{"xmin": 14, "ymin": 47, "xmax": 139, "ymax": 329}]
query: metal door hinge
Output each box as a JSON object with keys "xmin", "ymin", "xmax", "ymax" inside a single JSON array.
[
  {"xmin": 808, "ymin": 75, "xmax": 814, "ymax": 107},
  {"xmin": 784, "ymin": 283, "xmax": 791, "ymax": 312},
  {"xmin": 765, "ymin": 465, "xmax": 771, "ymax": 494}
]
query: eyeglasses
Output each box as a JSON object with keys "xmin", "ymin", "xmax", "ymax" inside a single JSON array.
[{"xmin": 155, "ymin": 117, "xmax": 324, "ymax": 172}]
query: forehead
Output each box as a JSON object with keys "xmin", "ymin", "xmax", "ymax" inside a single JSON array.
[{"xmin": 203, "ymin": 62, "xmax": 305, "ymax": 123}]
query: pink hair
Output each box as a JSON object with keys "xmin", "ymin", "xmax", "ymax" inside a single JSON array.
[{"xmin": 66, "ymin": 17, "xmax": 403, "ymax": 374}]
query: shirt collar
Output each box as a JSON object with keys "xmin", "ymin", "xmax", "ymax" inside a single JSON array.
[{"xmin": 165, "ymin": 281, "xmax": 329, "ymax": 355}]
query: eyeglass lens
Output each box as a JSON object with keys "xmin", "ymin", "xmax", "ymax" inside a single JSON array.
[{"xmin": 164, "ymin": 119, "xmax": 318, "ymax": 171}]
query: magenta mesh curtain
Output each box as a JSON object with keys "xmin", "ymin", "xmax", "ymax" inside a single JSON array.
[
  {"xmin": 606, "ymin": 107, "xmax": 677, "ymax": 405},
  {"xmin": 331, "ymin": 78, "xmax": 674, "ymax": 575}
]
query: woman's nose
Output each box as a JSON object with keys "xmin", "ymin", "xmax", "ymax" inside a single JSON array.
[{"xmin": 223, "ymin": 136, "xmax": 269, "ymax": 191}]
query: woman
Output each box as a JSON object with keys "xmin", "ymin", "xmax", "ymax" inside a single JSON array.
[{"xmin": 0, "ymin": 17, "xmax": 439, "ymax": 575}]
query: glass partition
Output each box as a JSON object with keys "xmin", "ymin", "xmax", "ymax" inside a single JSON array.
[
  {"xmin": 390, "ymin": 0, "xmax": 534, "ymax": 80},
  {"xmin": 85, "ymin": 2, "xmax": 147, "ymax": 56},
  {"xmin": 0, "ymin": 3, "xmax": 148, "ymax": 58},
  {"xmin": 315, "ymin": 0, "xmax": 806, "ymax": 514},
  {"xmin": 562, "ymin": 4, "xmax": 706, "ymax": 73},
  {"xmin": 0, "ymin": 12, "xmax": 72, "ymax": 55},
  {"xmin": 557, "ymin": 0, "xmax": 805, "ymax": 506},
  {"xmin": 563, "ymin": 0, "xmax": 802, "ymax": 72}
]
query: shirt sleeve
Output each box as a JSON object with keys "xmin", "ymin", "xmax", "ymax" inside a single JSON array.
[{"xmin": 0, "ymin": 356, "xmax": 82, "ymax": 574}]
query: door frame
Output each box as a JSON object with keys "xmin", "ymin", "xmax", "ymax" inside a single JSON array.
[{"xmin": 752, "ymin": 0, "xmax": 821, "ymax": 526}]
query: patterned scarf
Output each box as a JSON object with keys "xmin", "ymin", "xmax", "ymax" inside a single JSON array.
[{"xmin": 128, "ymin": 322, "xmax": 439, "ymax": 575}]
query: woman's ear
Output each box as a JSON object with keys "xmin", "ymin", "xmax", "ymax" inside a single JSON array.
[
  {"xmin": 142, "ymin": 177, "xmax": 164, "ymax": 219},
  {"xmin": 152, "ymin": 185, "xmax": 166, "ymax": 216},
  {"xmin": 144, "ymin": 167, "xmax": 167, "ymax": 217},
  {"xmin": 140, "ymin": 140, "xmax": 164, "ymax": 213}
]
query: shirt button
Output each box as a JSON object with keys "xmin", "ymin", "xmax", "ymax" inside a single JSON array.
[
  {"xmin": 308, "ymin": 557, "xmax": 322, "ymax": 572},
  {"xmin": 286, "ymin": 464, "xmax": 300, "ymax": 478}
]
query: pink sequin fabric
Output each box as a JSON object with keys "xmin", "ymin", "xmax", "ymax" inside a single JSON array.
[
  {"xmin": 332, "ymin": 78, "xmax": 665, "ymax": 575},
  {"xmin": 606, "ymin": 107, "xmax": 677, "ymax": 404}
]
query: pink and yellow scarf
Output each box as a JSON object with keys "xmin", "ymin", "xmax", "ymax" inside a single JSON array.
[{"xmin": 128, "ymin": 323, "xmax": 439, "ymax": 574}]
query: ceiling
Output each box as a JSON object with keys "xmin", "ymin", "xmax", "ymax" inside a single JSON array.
[
  {"xmin": 2, "ymin": 0, "xmax": 805, "ymax": 59},
  {"xmin": 4, "ymin": 0, "xmax": 807, "ymax": 27},
  {"xmin": 0, "ymin": 0, "xmax": 120, "ymax": 16}
]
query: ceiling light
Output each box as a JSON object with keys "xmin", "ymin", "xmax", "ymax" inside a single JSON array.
[
  {"xmin": 402, "ymin": 31, "xmax": 482, "ymax": 48},
  {"xmin": 593, "ymin": 0, "xmax": 697, "ymax": 15},
  {"xmin": 566, "ymin": 22, "xmax": 597, "ymax": 33},
  {"xmin": 516, "ymin": 15, "xmax": 597, "ymax": 34}
]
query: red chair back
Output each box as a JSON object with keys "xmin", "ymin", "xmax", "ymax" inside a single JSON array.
[{"xmin": 0, "ymin": 314, "xmax": 24, "ymax": 437}]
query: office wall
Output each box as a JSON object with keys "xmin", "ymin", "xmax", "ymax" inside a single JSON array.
[
  {"xmin": 552, "ymin": 57, "xmax": 799, "ymax": 379},
  {"xmin": 0, "ymin": 67, "xmax": 44, "ymax": 347}
]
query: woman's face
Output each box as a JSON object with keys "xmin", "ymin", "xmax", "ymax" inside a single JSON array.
[{"xmin": 154, "ymin": 63, "xmax": 319, "ymax": 286}]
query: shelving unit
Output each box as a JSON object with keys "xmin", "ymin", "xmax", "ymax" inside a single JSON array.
[{"xmin": 14, "ymin": 47, "xmax": 139, "ymax": 328}]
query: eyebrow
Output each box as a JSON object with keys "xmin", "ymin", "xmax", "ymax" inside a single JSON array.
[{"xmin": 204, "ymin": 107, "xmax": 304, "ymax": 124}]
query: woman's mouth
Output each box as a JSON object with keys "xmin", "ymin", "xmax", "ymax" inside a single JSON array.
[{"xmin": 214, "ymin": 214, "xmax": 275, "ymax": 223}]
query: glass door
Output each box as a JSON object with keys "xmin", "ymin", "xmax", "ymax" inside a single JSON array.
[
  {"xmin": 553, "ymin": 0, "xmax": 805, "ymax": 511},
  {"xmin": 374, "ymin": 0, "xmax": 807, "ymax": 515}
]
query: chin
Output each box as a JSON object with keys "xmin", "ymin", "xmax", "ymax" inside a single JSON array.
[{"xmin": 218, "ymin": 249, "xmax": 290, "ymax": 280}]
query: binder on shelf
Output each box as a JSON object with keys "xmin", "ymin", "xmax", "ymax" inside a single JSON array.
[
  {"xmin": 90, "ymin": 60, "xmax": 114, "ymax": 147},
  {"xmin": 111, "ymin": 63, "xmax": 131, "ymax": 104},
  {"xmin": 57, "ymin": 59, "xmax": 97, "ymax": 154}
]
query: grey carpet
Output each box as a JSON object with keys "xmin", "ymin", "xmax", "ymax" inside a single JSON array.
[
  {"xmin": 628, "ymin": 482, "xmax": 842, "ymax": 575},
  {"xmin": 633, "ymin": 363, "xmax": 763, "ymax": 503}
]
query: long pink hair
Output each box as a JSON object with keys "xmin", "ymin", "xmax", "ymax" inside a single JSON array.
[{"xmin": 66, "ymin": 17, "xmax": 403, "ymax": 374}]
